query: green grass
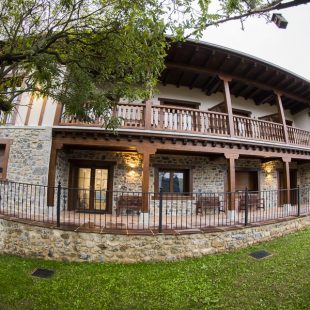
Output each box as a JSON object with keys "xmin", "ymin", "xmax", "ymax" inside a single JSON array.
[{"xmin": 1, "ymin": 229, "xmax": 310, "ymax": 310}]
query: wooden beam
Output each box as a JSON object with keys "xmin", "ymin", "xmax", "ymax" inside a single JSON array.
[
  {"xmin": 206, "ymin": 79, "xmax": 221, "ymax": 96},
  {"xmin": 189, "ymin": 73, "xmax": 199, "ymax": 89},
  {"xmin": 47, "ymin": 143, "xmax": 63, "ymax": 206},
  {"xmin": 144, "ymin": 100, "xmax": 152, "ymax": 130},
  {"xmin": 203, "ymin": 50, "xmax": 216, "ymax": 67},
  {"xmin": 165, "ymin": 62, "xmax": 310, "ymax": 105},
  {"xmin": 225, "ymin": 153, "xmax": 239, "ymax": 211},
  {"xmin": 38, "ymin": 97, "xmax": 48, "ymax": 126},
  {"xmin": 283, "ymin": 157, "xmax": 291, "ymax": 205},
  {"xmin": 220, "ymin": 77, "xmax": 235, "ymax": 137},
  {"xmin": 255, "ymin": 93, "xmax": 274, "ymax": 105},
  {"xmin": 202, "ymin": 76, "xmax": 216, "ymax": 92},
  {"xmin": 137, "ymin": 146, "xmax": 156, "ymax": 212},
  {"xmin": 53, "ymin": 102, "xmax": 63, "ymax": 125},
  {"xmin": 24, "ymin": 95, "xmax": 34, "ymax": 126},
  {"xmin": 176, "ymin": 72, "xmax": 184, "ymax": 88},
  {"xmin": 275, "ymin": 93, "xmax": 289, "ymax": 143}
]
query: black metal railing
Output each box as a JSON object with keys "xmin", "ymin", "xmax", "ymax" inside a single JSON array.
[{"xmin": 0, "ymin": 180, "xmax": 309, "ymax": 233}]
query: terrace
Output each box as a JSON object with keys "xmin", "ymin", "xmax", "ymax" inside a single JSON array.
[{"xmin": 1, "ymin": 180, "xmax": 310, "ymax": 234}]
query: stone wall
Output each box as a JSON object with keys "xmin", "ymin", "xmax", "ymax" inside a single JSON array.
[
  {"xmin": 0, "ymin": 216, "xmax": 309, "ymax": 263},
  {"xmin": 55, "ymin": 152, "xmax": 297, "ymax": 195},
  {"xmin": 0, "ymin": 127, "xmax": 52, "ymax": 185}
]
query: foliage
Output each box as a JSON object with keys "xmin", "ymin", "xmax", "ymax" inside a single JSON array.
[
  {"xmin": 0, "ymin": 228, "xmax": 310, "ymax": 309},
  {"xmin": 0, "ymin": 0, "xmax": 309, "ymax": 126}
]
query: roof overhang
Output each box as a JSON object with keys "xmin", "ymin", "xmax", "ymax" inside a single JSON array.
[{"xmin": 161, "ymin": 40, "xmax": 310, "ymax": 115}]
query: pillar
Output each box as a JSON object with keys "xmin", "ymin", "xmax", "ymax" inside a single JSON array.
[
  {"xmin": 219, "ymin": 75, "xmax": 235, "ymax": 137},
  {"xmin": 225, "ymin": 153, "xmax": 239, "ymax": 219},
  {"xmin": 47, "ymin": 143, "xmax": 62, "ymax": 206},
  {"xmin": 283, "ymin": 156, "xmax": 291, "ymax": 205},
  {"xmin": 138, "ymin": 146, "xmax": 156, "ymax": 212},
  {"xmin": 275, "ymin": 92, "xmax": 289, "ymax": 143}
]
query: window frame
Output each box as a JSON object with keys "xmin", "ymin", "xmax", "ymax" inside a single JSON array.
[
  {"xmin": 0, "ymin": 139, "xmax": 12, "ymax": 180},
  {"xmin": 154, "ymin": 165, "xmax": 193, "ymax": 198}
]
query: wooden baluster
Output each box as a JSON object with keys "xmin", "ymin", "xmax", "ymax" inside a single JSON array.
[{"xmin": 200, "ymin": 112, "xmax": 204, "ymax": 133}]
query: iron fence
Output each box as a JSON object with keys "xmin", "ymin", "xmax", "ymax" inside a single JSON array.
[{"xmin": 0, "ymin": 180, "xmax": 309, "ymax": 233}]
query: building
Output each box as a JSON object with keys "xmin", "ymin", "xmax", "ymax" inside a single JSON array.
[{"xmin": 1, "ymin": 40, "xmax": 310, "ymax": 226}]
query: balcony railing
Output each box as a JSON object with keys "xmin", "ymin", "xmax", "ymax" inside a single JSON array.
[
  {"xmin": 233, "ymin": 115, "xmax": 285, "ymax": 143},
  {"xmin": 1, "ymin": 180, "xmax": 310, "ymax": 233},
  {"xmin": 47, "ymin": 103, "xmax": 310, "ymax": 147},
  {"xmin": 288, "ymin": 126, "xmax": 310, "ymax": 146}
]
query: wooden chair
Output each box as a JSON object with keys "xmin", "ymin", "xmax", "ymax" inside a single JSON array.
[
  {"xmin": 116, "ymin": 195, "xmax": 142, "ymax": 216},
  {"xmin": 196, "ymin": 196, "xmax": 224, "ymax": 214},
  {"xmin": 238, "ymin": 192, "xmax": 265, "ymax": 210}
]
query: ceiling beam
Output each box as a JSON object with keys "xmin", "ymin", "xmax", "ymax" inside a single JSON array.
[
  {"xmin": 206, "ymin": 79, "xmax": 221, "ymax": 96},
  {"xmin": 176, "ymin": 72, "xmax": 184, "ymax": 88},
  {"xmin": 189, "ymin": 73, "xmax": 199, "ymax": 89},
  {"xmin": 165, "ymin": 62, "xmax": 310, "ymax": 105}
]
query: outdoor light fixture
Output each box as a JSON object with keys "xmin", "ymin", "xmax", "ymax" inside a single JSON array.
[{"xmin": 271, "ymin": 13, "xmax": 288, "ymax": 29}]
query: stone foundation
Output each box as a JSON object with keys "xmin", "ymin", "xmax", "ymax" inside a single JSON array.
[{"xmin": 0, "ymin": 216, "xmax": 309, "ymax": 263}]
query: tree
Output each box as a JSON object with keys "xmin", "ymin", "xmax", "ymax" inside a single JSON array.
[{"xmin": 1, "ymin": 0, "xmax": 309, "ymax": 126}]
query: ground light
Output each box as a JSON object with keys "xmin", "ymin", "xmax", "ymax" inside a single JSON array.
[
  {"xmin": 249, "ymin": 250, "xmax": 272, "ymax": 260},
  {"xmin": 31, "ymin": 268, "xmax": 55, "ymax": 279}
]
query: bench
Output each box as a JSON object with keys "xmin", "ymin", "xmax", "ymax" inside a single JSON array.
[
  {"xmin": 116, "ymin": 195, "xmax": 142, "ymax": 216},
  {"xmin": 238, "ymin": 192, "xmax": 265, "ymax": 210},
  {"xmin": 196, "ymin": 196, "xmax": 224, "ymax": 214}
]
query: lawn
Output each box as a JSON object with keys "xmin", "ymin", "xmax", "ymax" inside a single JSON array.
[{"xmin": 1, "ymin": 228, "xmax": 310, "ymax": 310}]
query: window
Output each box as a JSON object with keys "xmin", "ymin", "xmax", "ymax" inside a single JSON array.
[
  {"xmin": 0, "ymin": 140, "xmax": 12, "ymax": 180},
  {"xmin": 0, "ymin": 145, "xmax": 5, "ymax": 178},
  {"xmin": 157, "ymin": 169, "xmax": 190, "ymax": 194},
  {"xmin": 159, "ymin": 98, "xmax": 200, "ymax": 109}
]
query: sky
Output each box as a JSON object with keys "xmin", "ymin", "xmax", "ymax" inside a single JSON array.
[{"xmin": 200, "ymin": 3, "xmax": 310, "ymax": 81}]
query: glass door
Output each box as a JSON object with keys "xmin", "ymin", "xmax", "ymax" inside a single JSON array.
[
  {"xmin": 76, "ymin": 167, "xmax": 110, "ymax": 212},
  {"xmin": 77, "ymin": 168, "xmax": 92, "ymax": 210},
  {"xmin": 94, "ymin": 169, "xmax": 108, "ymax": 211}
]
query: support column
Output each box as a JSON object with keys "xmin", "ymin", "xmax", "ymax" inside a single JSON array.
[
  {"xmin": 225, "ymin": 153, "xmax": 239, "ymax": 219},
  {"xmin": 283, "ymin": 156, "xmax": 291, "ymax": 205},
  {"xmin": 275, "ymin": 92, "xmax": 289, "ymax": 143},
  {"xmin": 144, "ymin": 100, "xmax": 152, "ymax": 130},
  {"xmin": 47, "ymin": 143, "xmax": 62, "ymax": 206},
  {"xmin": 137, "ymin": 146, "xmax": 156, "ymax": 212},
  {"xmin": 219, "ymin": 76, "xmax": 234, "ymax": 137}
]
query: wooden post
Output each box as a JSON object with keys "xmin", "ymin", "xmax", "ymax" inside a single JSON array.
[
  {"xmin": 24, "ymin": 95, "xmax": 35, "ymax": 126},
  {"xmin": 38, "ymin": 97, "xmax": 48, "ymax": 126},
  {"xmin": 47, "ymin": 143, "xmax": 62, "ymax": 206},
  {"xmin": 225, "ymin": 153, "xmax": 239, "ymax": 213},
  {"xmin": 138, "ymin": 146, "xmax": 156, "ymax": 212},
  {"xmin": 144, "ymin": 100, "xmax": 152, "ymax": 130},
  {"xmin": 219, "ymin": 76, "xmax": 235, "ymax": 137},
  {"xmin": 53, "ymin": 102, "xmax": 63, "ymax": 125},
  {"xmin": 275, "ymin": 92, "xmax": 289, "ymax": 143},
  {"xmin": 283, "ymin": 156, "xmax": 291, "ymax": 205}
]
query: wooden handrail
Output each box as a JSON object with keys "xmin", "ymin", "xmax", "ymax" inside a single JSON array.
[{"xmin": 56, "ymin": 103, "xmax": 310, "ymax": 147}]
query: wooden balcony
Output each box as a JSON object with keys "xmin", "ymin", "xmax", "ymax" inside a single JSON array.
[{"xmin": 58, "ymin": 103, "xmax": 310, "ymax": 147}]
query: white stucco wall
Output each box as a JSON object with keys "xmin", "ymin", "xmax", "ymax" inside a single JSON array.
[{"xmin": 292, "ymin": 108, "xmax": 310, "ymax": 131}]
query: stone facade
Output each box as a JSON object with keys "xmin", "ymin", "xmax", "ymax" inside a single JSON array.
[
  {"xmin": 0, "ymin": 127, "xmax": 52, "ymax": 185},
  {"xmin": 0, "ymin": 216, "xmax": 309, "ymax": 263},
  {"xmin": 55, "ymin": 151, "xmax": 301, "ymax": 195}
]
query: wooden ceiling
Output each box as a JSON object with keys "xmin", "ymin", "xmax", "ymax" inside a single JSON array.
[{"xmin": 160, "ymin": 40, "xmax": 310, "ymax": 114}]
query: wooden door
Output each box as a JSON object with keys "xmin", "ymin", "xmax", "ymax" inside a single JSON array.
[{"xmin": 68, "ymin": 161, "xmax": 114, "ymax": 213}]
